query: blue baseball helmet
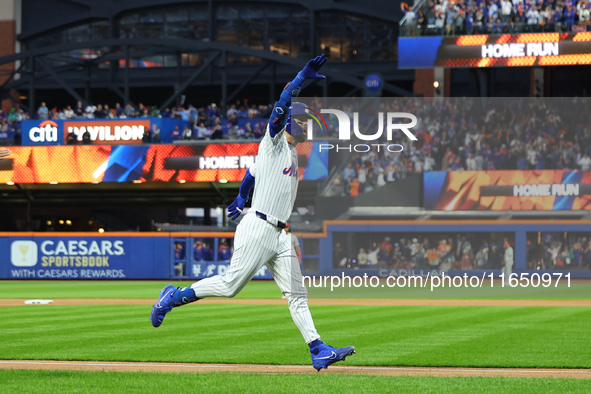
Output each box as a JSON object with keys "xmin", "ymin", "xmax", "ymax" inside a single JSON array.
[{"xmin": 287, "ymin": 102, "xmax": 307, "ymax": 142}]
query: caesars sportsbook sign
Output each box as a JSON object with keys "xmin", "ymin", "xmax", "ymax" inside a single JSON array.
[{"xmin": 2, "ymin": 236, "xmax": 169, "ymax": 279}]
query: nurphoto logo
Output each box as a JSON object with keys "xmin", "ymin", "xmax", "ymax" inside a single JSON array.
[{"xmin": 301, "ymin": 98, "xmax": 419, "ymax": 153}]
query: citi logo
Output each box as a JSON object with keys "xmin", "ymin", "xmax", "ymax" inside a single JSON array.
[{"xmin": 29, "ymin": 120, "xmax": 58, "ymax": 143}]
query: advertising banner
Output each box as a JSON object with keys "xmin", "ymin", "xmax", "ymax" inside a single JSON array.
[
  {"xmin": 0, "ymin": 142, "xmax": 328, "ymax": 183},
  {"xmin": 21, "ymin": 118, "xmax": 188, "ymax": 145},
  {"xmin": 189, "ymin": 261, "xmax": 273, "ymax": 280},
  {"xmin": 1, "ymin": 234, "xmax": 170, "ymax": 279},
  {"xmin": 399, "ymin": 32, "xmax": 591, "ymax": 68},
  {"xmin": 424, "ymin": 170, "xmax": 591, "ymax": 211}
]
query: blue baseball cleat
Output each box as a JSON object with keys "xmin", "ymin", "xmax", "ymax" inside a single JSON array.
[
  {"xmin": 311, "ymin": 342, "xmax": 356, "ymax": 371},
  {"xmin": 150, "ymin": 284, "xmax": 176, "ymax": 328}
]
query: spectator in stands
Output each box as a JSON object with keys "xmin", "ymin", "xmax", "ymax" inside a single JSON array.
[
  {"xmin": 357, "ymin": 248, "xmax": 368, "ymax": 265},
  {"xmin": 124, "ymin": 103, "xmax": 134, "ymax": 117},
  {"xmin": 37, "ymin": 102, "xmax": 48, "ymax": 120},
  {"xmin": 189, "ymin": 104, "xmax": 198, "ymax": 123},
  {"xmin": 459, "ymin": 250, "xmax": 473, "ymax": 269},
  {"xmin": 85, "ymin": 105, "xmax": 96, "ymax": 119},
  {"xmin": 218, "ymin": 241, "xmax": 232, "ymax": 261},
  {"xmin": 193, "ymin": 240, "xmax": 209, "ymax": 261},
  {"xmin": 409, "ymin": 0, "xmax": 591, "ymax": 35},
  {"xmin": 500, "ymin": 0, "xmax": 513, "ymax": 22},
  {"xmin": 565, "ymin": 4, "xmax": 577, "ymax": 30},
  {"xmin": 74, "ymin": 101, "xmax": 84, "ymax": 118},
  {"xmin": 207, "ymin": 103, "xmax": 219, "ymax": 119},
  {"xmin": 182, "ymin": 125, "xmax": 192, "ymax": 140},
  {"xmin": 66, "ymin": 132, "xmax": 77, "ymax": 145},
  {"xmin": 114, "ymin": 103, "xmax": 124, "ymax": 118},
  {"xmin": 578, "ymin": 153, "xmax": 591, "ymax": 170},
  {"xmin": 253, "ymin": 122, "xmax": 265, "ymax": 139},
  {"xmin": 142, "ymin": 128, "xmax": 151, "ymax": 143},
  {"xmin": 82, "ymin": 130, "xmax": 92, "ymax": 145},
  {"xmin": 170, "ymin": 125, "xmax": 181, "ymax": 141},
  {"xmin": 584, "ymin": 240, "xmax": 591, "ymax": 268},
  {"xmin": 145, "ymin": 124, "xmax": 156, "ymax": 143},
  {"xmin": 579, "ymin": 2, "xmax": 591, "ymax": 24},
  {"xmin": 333, "ymin": 242, "xmax": 347, "ymax": 267},
  {"xmin": 63, "ymin": 105, "xmax": 75, "ymax": 119},
  {"xmin": 445, "ymin": 3, "xmax": 458, "ymax": 34},
  {"xmin": 211, "ymin": 118, "xmax": 224, "ymax": 140},
  {"xmin": 226, "ymin": 104, "xmax": 238, "ymax": 118},
  {"xmin": 194, "ymin": 122, "xmax": 210, "ymax": 139},
  {"xmin": 175, "ymin": 242, "xmax": 186, "ymax": 260},
  {"xmin": 343, "ymin": 163, "xmax": 356, "ymax": 181}
]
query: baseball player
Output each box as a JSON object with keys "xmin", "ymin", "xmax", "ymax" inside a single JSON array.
[
  {"xmin": 151, "ymin": 55, "xmax": 355, "ymax": 371},
  {"xmin": 287, "ymin": 226, "xmax": 302, "ymax": 265},
  {"xmin": 503, "ymin": 241, "xmax": 514, "ymax": 285}
]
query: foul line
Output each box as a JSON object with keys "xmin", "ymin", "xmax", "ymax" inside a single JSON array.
[{"xmin": 0, "ymin": 360, "xmax": 590, "ymax": 379}]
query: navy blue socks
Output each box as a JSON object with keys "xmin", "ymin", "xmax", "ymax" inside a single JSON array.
[
  {"xmin": 171, "ymin": 287, "xmax": 199, "ymax": 306},
  {"xmin": 309, "ymin": 339, "xmax": 324, "ymax": 353}
]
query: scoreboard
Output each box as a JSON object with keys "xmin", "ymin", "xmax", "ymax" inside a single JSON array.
[{"xmin": 399, "ymin": 32, "xmax": 591, "ymax": 68}]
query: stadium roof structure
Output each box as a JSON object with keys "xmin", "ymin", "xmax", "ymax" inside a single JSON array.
[{"xmin": 1, "ymin": 0, "xmax": 412, "ymax": 112}]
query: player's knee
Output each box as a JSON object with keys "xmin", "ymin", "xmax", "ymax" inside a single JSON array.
[
  {"xmin": 226, "ymin": 287, "xmax": 241, "ymax": 298},
  {"xmin": 285, "ymin": 294, "xmax": 308, "ymax": 306}
]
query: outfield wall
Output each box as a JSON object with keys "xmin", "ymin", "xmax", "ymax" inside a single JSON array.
[{"xmin": 1, "ymin": 221, "xmax": 590, "ymax": 280}]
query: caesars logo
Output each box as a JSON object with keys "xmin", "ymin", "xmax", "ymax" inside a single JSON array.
[
  {"xmin": 11, "ymin": 240, "xmax": 38, "ymax": 267},
  {"xmin": 29, "ymin": 120, "xmax": 59, "ymax": 143},
  {"xmin": 10, "ymin": 239, "xmax": 125, "ymax": 268},
  {"xmin": 302, "ymin": 107, "xmax": 418, "ymax": 153},
  {"xmin": 65, "ymin": 120, "xmax": 150, "ymax": 144}
]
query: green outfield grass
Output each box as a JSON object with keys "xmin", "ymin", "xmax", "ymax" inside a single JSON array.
[
  {"xmin": 0, "ymin": 280, "xmax": 589, "ymax": 299},
  {"xmin": 1, "ymin": 370, "xmax": 590, "ymax": 393},
  {"xmin": 0, "ymin": 280, "xmax": 281, "ymax": 299},
  {"xmin": 2, "ymin": 303, "xmax": 590, "ymax": 368}
]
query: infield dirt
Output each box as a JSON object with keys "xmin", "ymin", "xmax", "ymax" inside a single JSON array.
[{"xmin": 1, "ymin": 298, "xmax": 590, "ymax": 307}]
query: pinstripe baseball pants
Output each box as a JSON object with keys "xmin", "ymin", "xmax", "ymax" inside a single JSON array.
[{"xmin": 190, "ymin": 212, "xmax": 320, "ymax": 343}]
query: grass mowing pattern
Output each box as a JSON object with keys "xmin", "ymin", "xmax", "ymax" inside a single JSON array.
[
  {"xmin": 0, "ymin": 281, "xmax": 282, "ymax": 299},
  {"xmin": 0, "ymin": 280, "xmax": 589, "ymax": 299},
  {"xmin": 2, "ymin": 304, "xmax": 590, "ymax": 368},
  {"xmin": 1, "ymin": 370, "xmax": 591, "ymax": 393}
]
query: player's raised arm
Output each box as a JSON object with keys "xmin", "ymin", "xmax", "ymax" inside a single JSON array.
[
  {"xmin": 268, "ymin": 54, "xmax": 327, "ymax": 139},
  {"xmin": 227, "ymin": 164, "xmax": 257, "ymax": 221}
]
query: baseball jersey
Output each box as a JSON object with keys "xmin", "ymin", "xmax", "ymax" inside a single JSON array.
[
  {"xmin": 290, "ymin": 233, "xmax": 300, "ymax": 250},
  {"xmin": 504, "ymin": 246, "xmax": 514, "ymax": 265},
  {"xmin": 250, "ymin": 124, "xmax": 299, "ymax": 223}
]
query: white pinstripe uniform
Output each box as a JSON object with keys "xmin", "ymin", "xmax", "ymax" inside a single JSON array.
[{"xmin": 190, "ymin": 124, "xmax": 320, "ymax": 344}]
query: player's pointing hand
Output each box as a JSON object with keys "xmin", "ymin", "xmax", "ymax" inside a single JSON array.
[{"xmin": 298, "ymin": 54, "xmax": 328, "ymax": 80}]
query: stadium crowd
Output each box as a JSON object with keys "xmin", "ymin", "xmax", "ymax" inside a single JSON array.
[
  {"xmin": 403, "ymin": 0, "xmax": 591, "ymax": 36},
  {"xmin": 327, "ymin": 98, "xmax": 591, "ymax": 197},
  {"xmin": 173, "ymin": 239, "xmax": 233, "ymax": 262},
  {"xmin": 527, "ymin": 233, "xmax": 591, "ymax": 269},
  {"xmin": 333, "ymin": 233, "xmax": 514, "ymax": 271},
  {"xmin": 0, "ymin": 100, "xmax": 273, "ymax": 144}
]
